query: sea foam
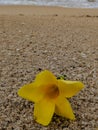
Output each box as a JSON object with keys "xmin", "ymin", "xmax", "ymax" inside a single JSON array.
[{"xmin": 0, "ymin": 0, "xmax": 98, "ymax": 8}]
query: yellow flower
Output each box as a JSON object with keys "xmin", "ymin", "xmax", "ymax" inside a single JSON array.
[{"xmin": 18, "ymin": 70, "xmax": 84, "ymax": 126}]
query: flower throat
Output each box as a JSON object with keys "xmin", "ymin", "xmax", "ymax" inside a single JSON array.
[{"xmin": 45, "ymin": 85, "xmax": 59, "ymax": 99}]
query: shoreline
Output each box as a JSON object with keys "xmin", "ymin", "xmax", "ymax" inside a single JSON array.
[{"xmin": 0, "ymin": 5, "xmax": 98, "ymax": 16}]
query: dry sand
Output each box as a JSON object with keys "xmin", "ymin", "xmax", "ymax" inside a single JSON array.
[{"xmin": 0, "ymin": 5, "xmax": 98, "ymax": 130}]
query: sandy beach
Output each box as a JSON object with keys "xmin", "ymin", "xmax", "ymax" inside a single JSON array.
[{"xmin": 0, "ymin": 5, "xmax": 98, "ymax": 130}]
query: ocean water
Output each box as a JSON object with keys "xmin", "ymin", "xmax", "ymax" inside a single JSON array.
[{"xmin": 0, "ymin": 0, "xmax": 98, "ymax": 8}]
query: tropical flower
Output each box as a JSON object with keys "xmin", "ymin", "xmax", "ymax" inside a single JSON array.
[{"xmin": 18, "ymin": 70, "xmax": 84, "ymax": 126}]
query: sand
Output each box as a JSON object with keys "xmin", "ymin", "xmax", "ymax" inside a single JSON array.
[{"xmin": 0, "ymin": 5, "xmax": 98, "ymax": 130}]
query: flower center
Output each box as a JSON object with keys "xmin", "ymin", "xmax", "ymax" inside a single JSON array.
[{"xmin": 45, "ymin": 84, "xmax": 59, "ymax": 99}]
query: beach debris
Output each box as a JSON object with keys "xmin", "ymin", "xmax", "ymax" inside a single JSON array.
[{"xmin": 87, "ymin": 0, "xmax": 96, "ymax": 2}]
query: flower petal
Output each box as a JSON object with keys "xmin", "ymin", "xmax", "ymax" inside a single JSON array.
[
  {"xmin": 18, "ymin": 70, "xmax": 57, "ymax": 103},
  {"xmin": 58, "ymin": 80, "xmax": 84, "ymax": 98},
  {"xmin": 34, "ymin": 98, "xmax": 55, "ymax": 126},
  {"xmin": 55, "ymin": 96, "xmax": 75, "ymax": 120},
  {"xmin": 18, "ymin": 83, "xmax": 44, "ymax": 102},
  {"xmin": 34, "ymin": 70, "xmax": 58, "ymax": 86}
]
